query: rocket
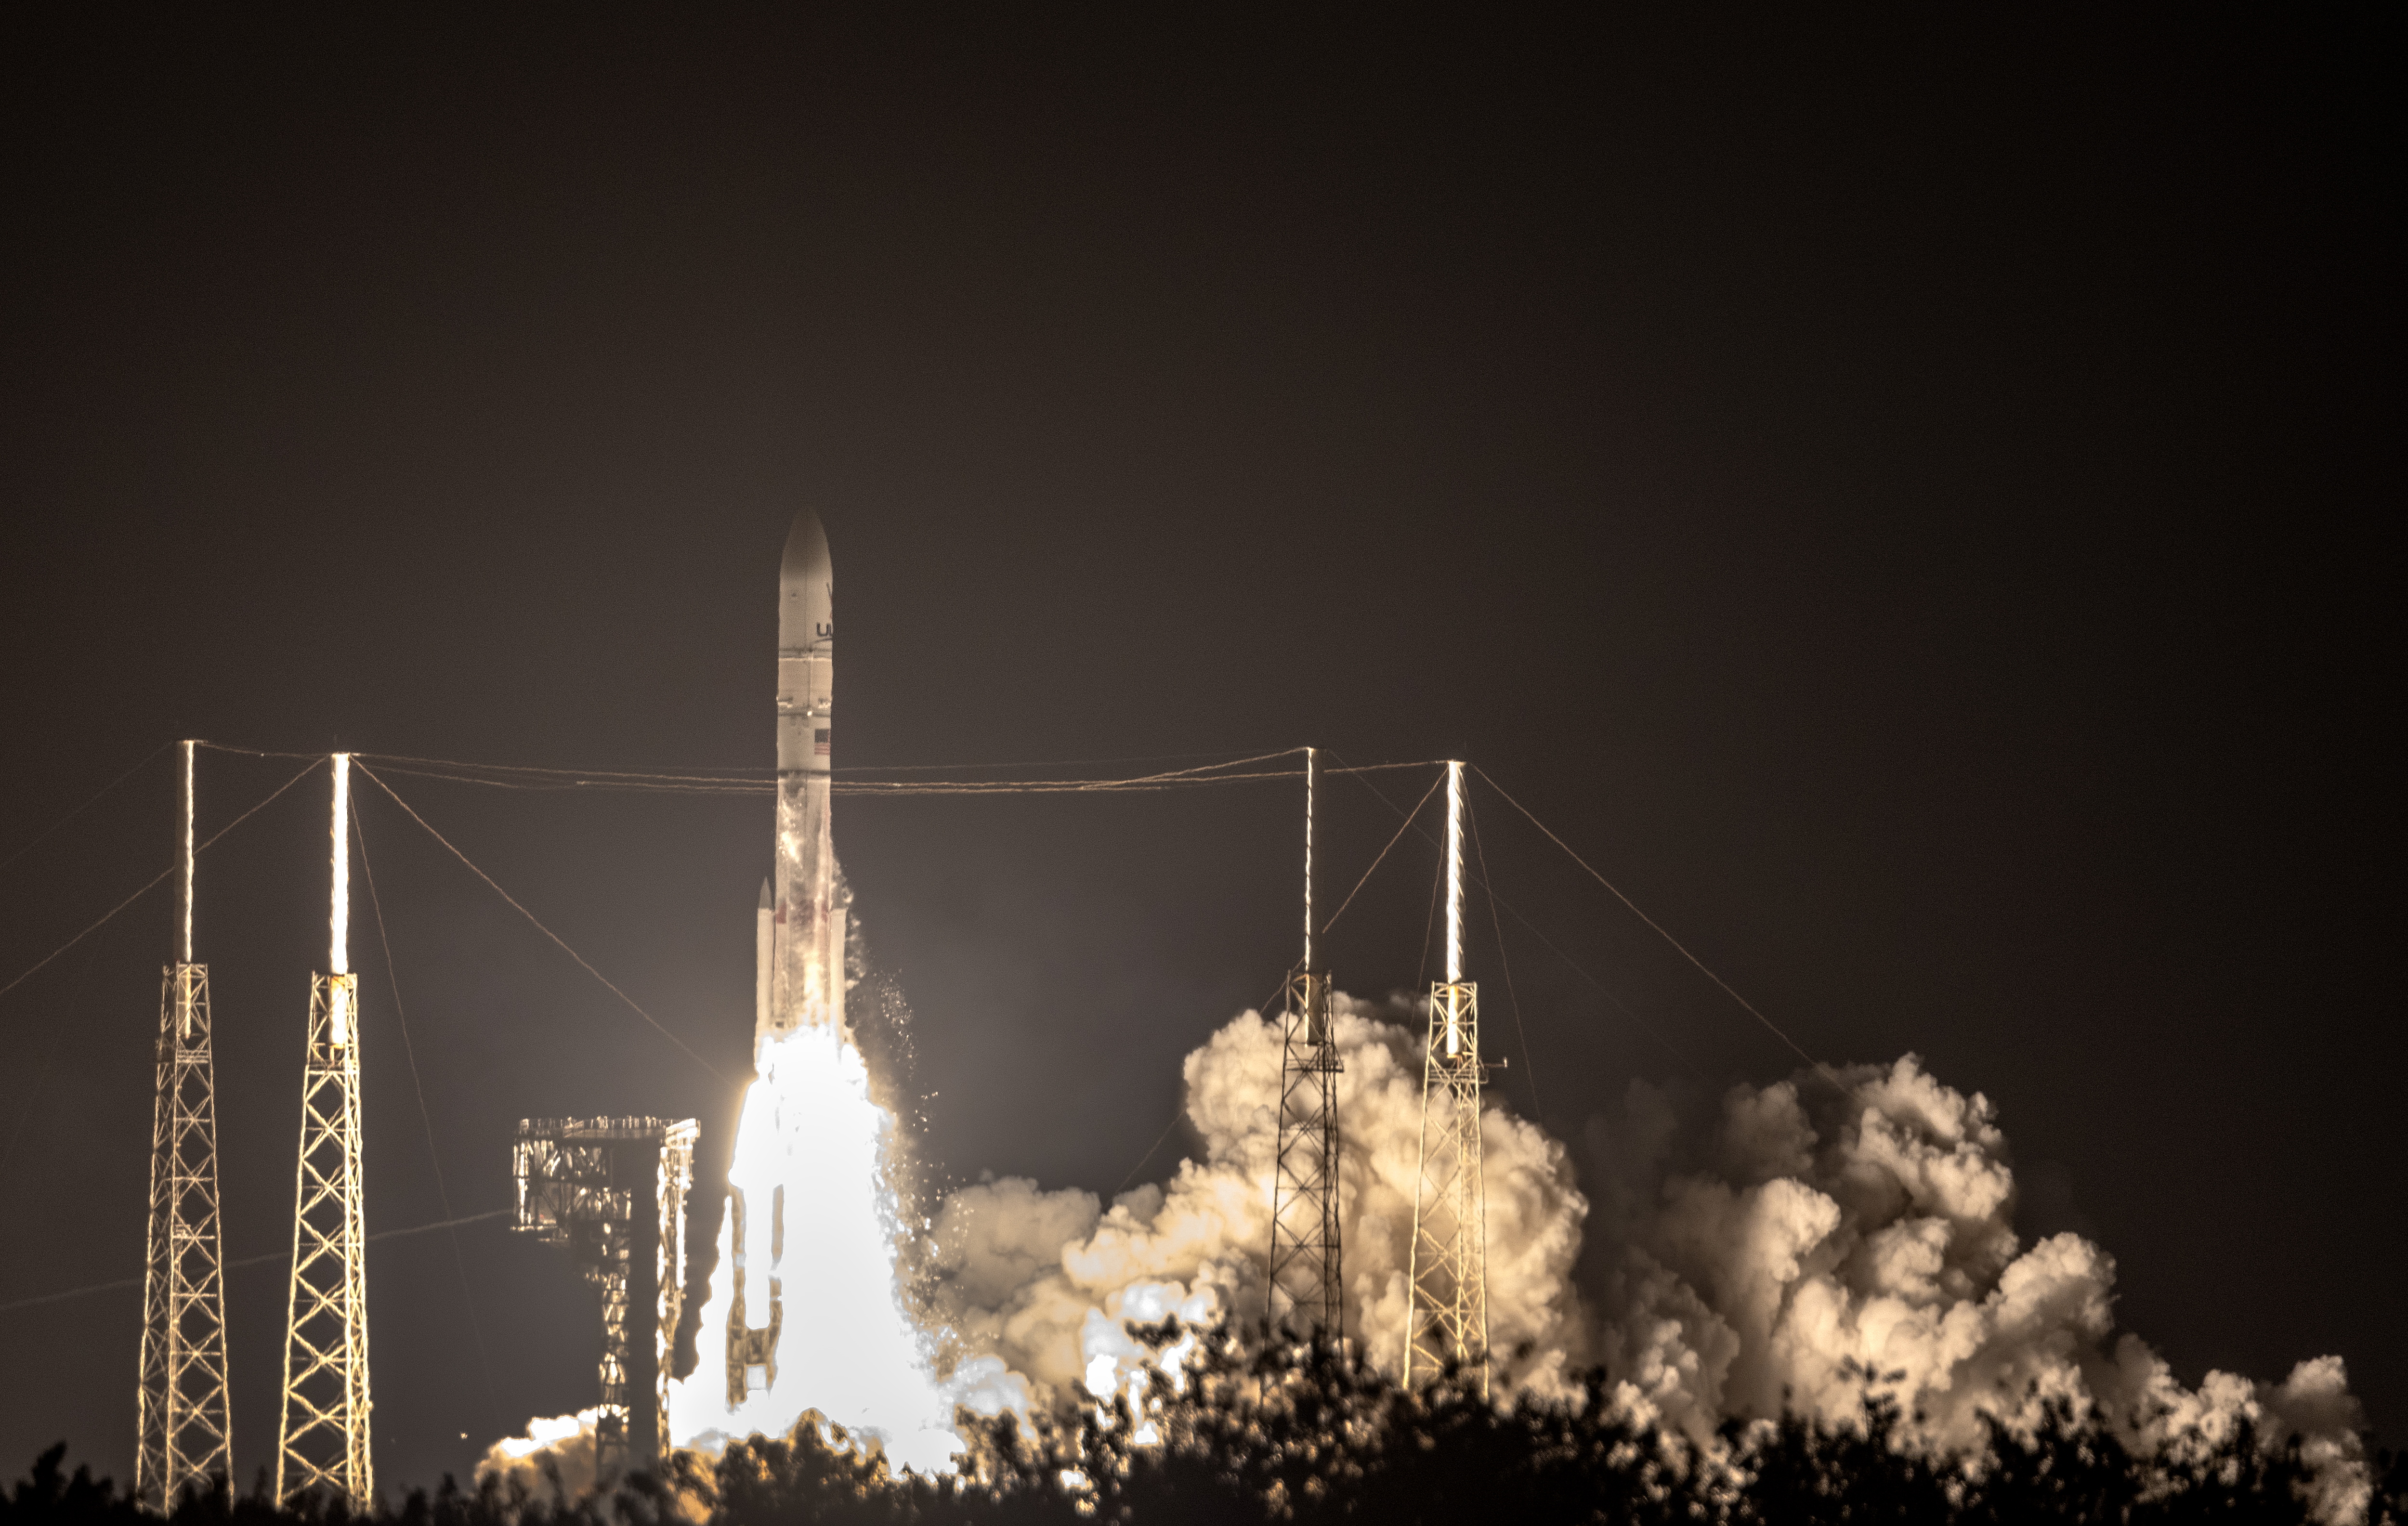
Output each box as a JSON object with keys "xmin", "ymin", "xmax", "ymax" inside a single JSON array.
[
  {"xmin": 726, "ymin": 512, "xmax": 844, "ymax": 1406},
  {"xmin": 757, "ymin": 509, "xmax": 844, "ymax": 1047}
]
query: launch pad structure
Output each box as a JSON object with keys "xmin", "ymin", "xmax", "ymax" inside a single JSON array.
[
  {"xmin": 275, "ymin": 754, "xmax": 375, "ymax": 1509},
  {"xmin": 137, "ymin": 742, "xmax": 233, "ymax": 1509},
  {"xmin": 1404, "ymin": 761, "xmax": 1491, "ymax": 1394},
  {"xmin": 1269, "ymin": 748, "xmax": 1344, "ymax": 1337},
  {"xmin": 511, "ymin": 1116, "xmax": 699, "ymax": 1481}
]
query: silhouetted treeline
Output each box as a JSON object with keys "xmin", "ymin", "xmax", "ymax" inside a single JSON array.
[{"xmin": 12, "ymin": 1331, "xmax": 2405, "ymax": 1525}]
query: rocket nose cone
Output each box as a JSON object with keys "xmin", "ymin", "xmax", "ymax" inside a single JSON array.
[
  {"xmin": 781, "ymin": 509, "xmax": 830, "ymax": 581},
  {"xmin": 759, "ymin": 876, "xmax": 773, "ymax": 910},
  {"xmin": 779, "ymin": 509, "xmax": 833, "ymax": 651}
]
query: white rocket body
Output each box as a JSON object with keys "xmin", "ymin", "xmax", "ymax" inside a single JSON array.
[
  {"xmin": 762, "ymin": 510, "xmax": 843, "ymax": 1051},
  {"xmin": 726, "ymin": 513, "xmax": 844, "ymax": 1405}
]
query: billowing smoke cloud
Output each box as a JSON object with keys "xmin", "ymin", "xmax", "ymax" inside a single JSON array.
[
  {"xmin": 1586, "ymin": 1056, "xmax": 2370, "ymax": 1520},
  {"xmin": 921, "ymin": 993, "xmax": 1593, "ymax": 1405},
  {"xmin": 923, "ymin": 1000, "xmax": 2371, "ymax": 1521},
  {"xmin": 479, "ymin": 1409, "xmax": 605, "ymax": 1500}
]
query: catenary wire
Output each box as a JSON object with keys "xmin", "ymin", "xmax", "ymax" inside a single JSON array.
[
  {"xmin": 202, "ymin": 739, "xmax": 1433, "ymax": 796},
  {"xmin": 353, "ymin": 763, "xmax": 731, "ymax": 1085}
]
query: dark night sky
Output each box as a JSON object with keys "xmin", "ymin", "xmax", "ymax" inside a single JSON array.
[{"xmin": 0, "ymin": 7, "xmax": 2395, "ymax": 1492}]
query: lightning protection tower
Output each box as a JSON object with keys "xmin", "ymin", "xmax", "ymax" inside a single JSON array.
[
  {"xmin": 137, "ymin": 741, "xmax": 233, "ymax": 1509},
  {"xmin": 1403, "ymin": 760, "xmax": 1489, "ymax": 1394},
  {"xmin": 511, "ymin": 1116, "xmax": 698, "ymax": 1481},
  {"xmin": 276, "ymin": 754, "xmax": 373, "ymax": 1507},
  {"xmin": 1268, "ymin": 747, "xmax": 1343, "ymax": 1337}
]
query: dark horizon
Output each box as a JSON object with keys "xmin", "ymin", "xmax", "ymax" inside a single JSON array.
[{"xmin": 1, "ymin": 8, "xmax": 2394, "ymax": 1492}]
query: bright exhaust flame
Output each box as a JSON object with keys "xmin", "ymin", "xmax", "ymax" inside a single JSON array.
[{"xmin": 664, "ymin": 1023, "xmax": 964, "ymax": 1474}]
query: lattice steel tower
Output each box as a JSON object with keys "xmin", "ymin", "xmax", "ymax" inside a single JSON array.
[
  {"xmin": 1269, "ymin": 747, "xmax": 1344, "ymax": 1337},
  {"xmin": 512, "ymin": 1117, "xmax": 699, "ymax": 1480},
  {"xmin": 138, "ymin": 741, "xmax": 233, "ymax": 1509},
  {"xmin": 276, "ymin": 754, "xmax": 373, "ymax": 1507},
  {"xmin": 1404, "ymin": 761, "xmax": 1488, "ymax": 1393}
]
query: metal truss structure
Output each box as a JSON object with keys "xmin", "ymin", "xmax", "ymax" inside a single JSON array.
[
  {"xmin": 279, "ymin": 757, "xmax": 371, "ymax": 1508},
  {"xmin": 1268, "ymin": 747, "xmax": 1346, "ymax": 1338},
  {"xmin": 513, "ymin": 1117, "xmax": 698, "ymax": 1480},
  {"xmin": 137, "ymin": 960, "xmax": 232, "ymax": 1509},
  {"xmin": 275, "ymin": 971, "xmax": 373, "ymax": 1507},
  {"xmin": 1269, "ymin": 967, "xmax": 1344, "ymax": 1335},
  {"xmin": 1404, "ymin": 978, "xmax": 1488, "ymax": 1391},
  {"xmin": 1404, "ymin": 762, "xmax": 1490, "ymax": 1393}
]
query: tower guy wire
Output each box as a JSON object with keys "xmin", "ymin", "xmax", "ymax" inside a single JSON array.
[
  {"xmin": 137, "ymin": 741, "xmax": 233, "ymax": 1509},
  {"xmin": 2, "ymin": 1211, "xmax": 509, "ymax": 1317},
  {"xmin": 1324, "ymin": 749, "xmax": 1713, "ymax": 1087},
  {"xmin": 1470, "ymin": 765, "xmax": 1840, "ymax": 1090},
  {"xmin": 1404, "ymin": 762, "xmax": 1490, "ymax": 1395},
  {"xmin": 0, "ymin": 756, "xmax": 326, "ymax": 1010},
  {"xmin": 353, "ymin": 763, "xmax": 728, "ymax": 1085},
  {"xmin": 0, "ymin": 738, "xmax": 176, "ymax": 876},
  {"xmin": 1317, "ymin": 767, "xmax": 1445, "ymax": 940},
  {"xmin": 352, "ymin": 799, "xmax": 507, "ymax": 1443},
  {"xmin": 1468, "ymin": 795, "xmax": 1541, "ymax": 1125},
  {"xmin": 1, "ymin": 756, "xmax": 324, "ymax": 1186}
]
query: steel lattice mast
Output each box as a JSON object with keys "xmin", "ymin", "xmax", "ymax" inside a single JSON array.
[
  {"xmin": 1404, "ymin": 760, "xmax": 1488, "ymax": 1393},
  {"xmin": 137, "ymin": 741, "xmax": 233, "ymax": 1510},
  {"xmin": 1269, "ymin": 747, "xmax": 1344, "ymax": 1337},
  {"xmin": 276, "ymin": 753, "xmax": 373, "ymax": 1507}
]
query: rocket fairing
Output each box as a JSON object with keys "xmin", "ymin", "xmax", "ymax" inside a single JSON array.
[{"xmin": 763, "ymin": 510, "xmax": 844, "ymax": 1048}]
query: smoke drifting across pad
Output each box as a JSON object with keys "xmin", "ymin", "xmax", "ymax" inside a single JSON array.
[
  {"xmin": 490, "ymin": 993, "xmax": 2370, "ymax": 1519},
  {"xmin": 922, "ymin": 994, "xmax": 1592, "ymax": 1404},
  {"xmin": 923, "ymin": 997, "xmax": 2370, "ymax": 1519}
]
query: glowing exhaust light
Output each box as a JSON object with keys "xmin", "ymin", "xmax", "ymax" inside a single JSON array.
[
  {"xmin": 330, "ymin": 752, "xmax": 350, "ymax": 977},
  {"xmin": 1444, "ymin": 759, "xmax": 1463, "ymax": 1054},
  {"xmin": 666, "ymin": 1022, "xmax": 966, "ymax": 1474},
  {"xmin": 328, "ymin": 752, "xmax": 352, "ymax": 1048},
  {"xmin": 180, "ymin": 739, "xmax": 196, "ymax": 967}
]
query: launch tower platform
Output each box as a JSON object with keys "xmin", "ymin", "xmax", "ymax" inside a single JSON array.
[{"xmin": 511, "ymin": 1116, "xmax": 698, "ymax": 1479}]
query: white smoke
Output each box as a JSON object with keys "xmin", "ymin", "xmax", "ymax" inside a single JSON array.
[
  {"xmin": 925, "ymin": 1004, "xmax": 2371, "ymax": 1521},
  {"xmin": 1586, "ymin": 1056, "xmax": 2371, "ymax": 1520},
  {"xmin": 921, "ymin": 993, "xmax": 1593, "ymax": 1404},
  {"xmin": 479, "ymin": 1409, "xmax": 605, "ymax": 1501}
]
